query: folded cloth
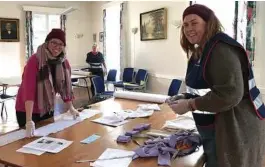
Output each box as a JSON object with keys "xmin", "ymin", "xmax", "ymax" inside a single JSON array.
[
  {"xmin": 125, "ymin": 130, "xmax": 140, "ymax": 137},
  {"xmin": 132, "ymin": 131, "xmax": 202, "ymax": 166},
  {"xmin": 133, "ymin": 123, "xmax": 151, "ymax": 131},
  {"xmin": 117, "ymin": 135, "xmax": 131, "ymax": 143}
]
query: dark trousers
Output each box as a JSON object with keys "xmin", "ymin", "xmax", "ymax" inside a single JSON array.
[
  {"xmin": 16, "ymin": 111, "xmax": 54, "ymax": 128},
  {"xmin": 193, "ymin": 113, "xmax": 218, "ymax": 167}
]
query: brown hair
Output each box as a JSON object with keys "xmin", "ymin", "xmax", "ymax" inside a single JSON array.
[{"xmin": 180, "ymin": 12, "xmax": 223, "ymax": 59}]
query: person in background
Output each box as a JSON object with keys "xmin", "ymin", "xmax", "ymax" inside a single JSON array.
[
  {"xmin": 15, "ymin": 29, "xmax": 80, "ymax": 137},
  {"xmin": 166, "ymin": 4, "xmax": 265, "ymax": 167},
  {"xmin": 86, "ymin": 43, "xmax": 107, "ymax": 80}
]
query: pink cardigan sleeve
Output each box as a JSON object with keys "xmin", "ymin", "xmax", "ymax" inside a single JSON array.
[{"xmin": 22, "ymin": 55, "xmax": 38, "ymax": 101}]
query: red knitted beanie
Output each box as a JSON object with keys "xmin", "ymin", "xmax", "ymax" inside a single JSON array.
[
  {"xmin": 183, "ymin": 4, "xmax": 213, "ymax": 22},
  {"xmin": 45, "ymin": 29, "xmax": 66, "ymax": 46}
]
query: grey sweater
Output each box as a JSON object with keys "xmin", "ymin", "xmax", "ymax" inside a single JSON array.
[{"xmin": 194, "ymin": 42, "xmax": 265, "ymax": 167}]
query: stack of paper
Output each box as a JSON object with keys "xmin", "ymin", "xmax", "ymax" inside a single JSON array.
[
  {"xmin": 126, "ymin": 108, "xmax": 154, "ymax": 118},
  {"xmin": 90, "ymin": 148, "xmax": 135, "ymax": 167},
  {"xmin": 138, "ymin": 104, "xmax": 161, "ymax": 111},
  {"xmin": 114, "ymin": 109, "xmax": 154, "ymax": 119},
  {"xmin": 91, "ymin": 115, "xmax": 129, "ymax": 127},
  {"xmin": 162, "ymin": 116, "xmax": 196, "ymax": 131},
  {"xmin": 0, "ymin": 129, "xmax": 26, "ymax": 147}
]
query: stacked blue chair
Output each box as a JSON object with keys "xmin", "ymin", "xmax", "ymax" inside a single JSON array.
[
  {"xmin": 168, "ymin": 79, "xmax": 182, "ymax": 96},
  {"xmin": 105, "ymin": 69, "xmax": 117, "ymax": 91},
  {"xmin": 91, "ymin": 76, "xmax": 113, "ymax": 103},
  {"xmin": 123, "ymin": 69, "xmax": 148, "ymax": 92},
  {"xmin": 113, "ymin": 67, "xmax": 134, "ymax": 90}
]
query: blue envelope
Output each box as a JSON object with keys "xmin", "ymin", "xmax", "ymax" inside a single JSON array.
[{"xmin": 80, "ymin": 134, "xmax": 101, "ymax": 144}]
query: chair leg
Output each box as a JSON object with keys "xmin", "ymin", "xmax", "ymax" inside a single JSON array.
[
  {"xmin": 1, "ymin": 103, "xmax": 4, "ymax": 118},
  {"xmin": 4, "ymin": 103, "xmax": 7, "ymax": 119}
]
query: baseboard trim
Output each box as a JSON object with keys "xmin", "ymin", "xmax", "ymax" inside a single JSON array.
[{"xmin": 148, "ymin": 73, "xmax": 185, "ymax": 80}]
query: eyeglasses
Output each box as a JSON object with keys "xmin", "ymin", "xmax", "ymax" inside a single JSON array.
[{"xmin": 50, "ymin": 41, "xmax": 64, "ymax": 47}]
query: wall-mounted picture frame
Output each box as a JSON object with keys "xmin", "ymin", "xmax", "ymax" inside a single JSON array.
[
  {"xmin": 99, "ymin": 32, "xmax": 104, "ymax": 42},
  {"xmin": 0, "ymin": 18, "xmax": 19, "ymax": 42},
  {"xmin": 140, "ymin": 8, "xmax": 167, "ymax": 41}
]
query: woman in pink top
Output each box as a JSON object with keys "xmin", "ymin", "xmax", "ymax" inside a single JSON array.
[{"xmin": 16, "ymin": 29, "xmax": 79, "ymax": 137}]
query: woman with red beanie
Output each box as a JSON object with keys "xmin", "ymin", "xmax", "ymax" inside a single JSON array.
[
  {"xmin": 167, "ymin": 4, "xmax": 265, "ymax": 167},
  {"xmin": 15, "ymin": 29, "xmax": 80, "ymax": 137}
]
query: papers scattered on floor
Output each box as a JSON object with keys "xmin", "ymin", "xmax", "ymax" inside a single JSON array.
[
  {"xmin": 138, "ymin": 104, "xmax": 161, "ymax": 111},
  {"xmin": 91, "ymin": 115, "xmax": 129, "ymax": 127},
  {"xmin": 162, "ymin": 116, "xmax": 196, "ymax": 131},
  {"xmin": 22, "ymin": 136, "xmax": 72, "ymax": 153},
  {"xmin": 0, "ymin": 129, "xmax": 26, "ymax": 147},
  {"xmin": 35, "ymin": 109, "xmax": 101, "ymax": 136},
  {"xmin": 90, "ymin": 148, "xmax": 134, "ymax": 167}
]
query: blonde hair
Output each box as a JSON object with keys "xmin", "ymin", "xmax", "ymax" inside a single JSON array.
[{"xmin": 180, "ymin": 12, "xmax": 223, "ymax": 59}]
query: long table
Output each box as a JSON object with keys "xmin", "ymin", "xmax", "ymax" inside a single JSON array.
[{"xmin": 0, "ymin": 98, "xmax": 205, "ymax": 167}]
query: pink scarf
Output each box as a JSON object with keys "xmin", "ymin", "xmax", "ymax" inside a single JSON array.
[{"xmin": 36, "ymin": 43, "xmax": 73, "ymax": 116}]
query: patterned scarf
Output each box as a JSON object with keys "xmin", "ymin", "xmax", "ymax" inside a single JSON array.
[{"xmin": 36, "ymin": 43, "xmax": 73, "ymax": 116}]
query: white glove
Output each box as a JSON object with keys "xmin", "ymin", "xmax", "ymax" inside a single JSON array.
[
  {"xmin": 25, "ymin": 120, "xmax": 35, "ymax": 138},
  {"xmin": 165, "ymin": 94, "xmax": 185, "ymax": 104},
  {"xmin": 70, "ymin": 108, "xmax": 80, "ymax": 120}
]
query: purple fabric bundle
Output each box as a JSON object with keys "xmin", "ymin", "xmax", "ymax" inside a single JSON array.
[
  {"xmin": 117, "ymin": 135, "xmax": 131, "ymax": 143},
  {"xmin": 132, "ymin": 131, "xmax": 202, "ymax": 166},
  {"xmin": 125, "ymin": 130, "xmax": 140, "ymax": 137},
  {"xmin": 133, "ymin": 123, "xmax": 151, "ymax": 131},
  {"xmin": 116, "ymin": 123, "xmax": 151, "ymax": 144}
]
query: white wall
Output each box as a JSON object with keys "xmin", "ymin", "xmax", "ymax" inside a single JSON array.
[
  {"xmin": 91, "ymin": 1, "xmax": 188, "ymax": 94},
  {"xmin": 0, "ymin": 1, "xmax": 92, "ymax": 77},
  {"xmin": 90, "ymin": 1, "xmax": 107, "ymax": 53}
]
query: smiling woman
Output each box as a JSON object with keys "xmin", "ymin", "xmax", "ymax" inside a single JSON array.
[
  {"xmin": 15, "ymin": 28, "xmax": 80, "ymax": 138},
  {"xmin": 167, "ymin": 4, "xmax": 265, "ymax": 167}
]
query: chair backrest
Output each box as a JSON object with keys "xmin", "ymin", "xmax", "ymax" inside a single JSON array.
[
  {"xmin": 91, "ymin": 76, "xmax": 105, "ymax": 94},
  {"xmin": 135, "ymin": 69, "xmax": 148, "ymax": 85},
  {"xmin": 168, "ymin": 79, "xmax": 182, "ymax": 96},
  {"xmin": 107, "ymin": 69, "xmax": 117, "ymax": 82},
  {"xmin": 122, "ymin": 67, "xmax": 134, "ymax": 82}
]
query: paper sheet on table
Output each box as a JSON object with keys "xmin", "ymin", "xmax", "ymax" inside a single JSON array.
[
  {"xmin": 118, "ymin": 109, "xmax": 154, "ymax": 118},
  {"xmin": 56, "ymin": 109, "xmax": 101, "ymax": 121},
  {"xmin": 23, "ymin": 136, "xmax": 72, "ymax": 153},
  {"xmin": 35, "ymin": 109, "xmax": 101, "ymax": 136},
  {"xmin": 91, "ymin": 115, "xmax": 129, "ymax": 127},
  {"xmin": 90, "ymin": 148, "xmax": 134, "ymax": 167},
  {"xmin": 162, "ymin": 116, "xmax": 196, "ymax": 131},
  {"xmin": 0, "ymin": 129, "xmax": 26, "ymax": 147},
  {"xmin": 138, "ymin": 104, "xmax": 161, "ymax": 111},
  {"xmin": 17, "ymin": 147, "xmax": 45, "ymax": 156},
  {"xmin": 114, "ymin": 91, "xmax": 169, "ymax": 103}
]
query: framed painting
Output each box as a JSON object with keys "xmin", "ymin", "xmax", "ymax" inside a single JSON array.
[
  {"xmin": 0, "ymin": 18, "xmax": 19, "ymax": 42},
  {"xmin": 140, "ymin": 8, "xmax": 167, "ymax": 41}
]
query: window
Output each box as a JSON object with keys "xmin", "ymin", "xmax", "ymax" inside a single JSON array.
[
  {"xmin": 194, "ymin": 1, "xmax": 235, "ymax": 38},
  {"xmin": 105, "ymin": 4, "xmax": 121, "ymax": 79},
  {"xmin": 32, "ymin": 13, "xmax": 60, "ymax": 53}
]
